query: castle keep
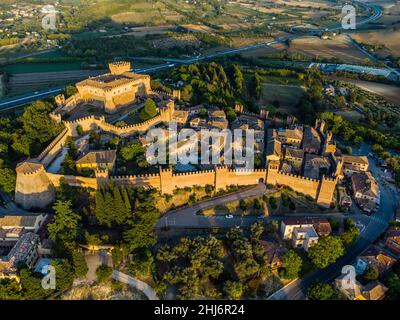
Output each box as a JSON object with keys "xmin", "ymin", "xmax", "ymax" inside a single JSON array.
[{"xmin": 53, "ymin": 61, "xmax": 151, "ymax": 115}]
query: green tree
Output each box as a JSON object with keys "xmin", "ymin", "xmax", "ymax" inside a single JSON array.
[
  {"xmin": 19, "ymin": 267, "xmax": 49, "ymax": 300},
  {"xmin": 53, "ymin": 260, "xmax": 74, "ymax": 292},
  {"xmin": 307, "ymin": 283, "xmax": 340, "ymax": 300},
  {"xmin": 140, "ymin": 98, "xmax": 157, "ymax": 121},
  {"xmin": 0, "ymin": 279, "xmax": 22, "ymax": 300},
  {"xmin": 72, "ymin": 249, "xmax": 88, "ymax": 278},
  {"xmin": 0, "ymin": 167, "xmax": 16, "ymax": 193},
  {"xmin": 47, "ymin": 200, "xmax": 81, "ymax": 251},
  {"xmin": 308, "ymin": 236, "xmax": 345, "ymax": 269},
  {"xmin": 224, "ymin": 281, "xmax": 246, "ymax": 300},
  {"xmin": 239, "ymin": 199, "xmax": 247, "ymax": 211},
  {"xmin": 96, "ymin": 265, "xmax": 113, "ymax": 283},
  {"xmin": 364, "ymin": 267, "xmax": 379, "ymax": 281},
  {"xmin": 279, "ymin": 250, "xmax": 303, "ymax": 279},
  {"xmin": 225, "ymin": 107, "xmax": 237, "ymax": 122},
  {"xmin": 233, "ymin": 65, "xmax": 244, "ymax": 92}
]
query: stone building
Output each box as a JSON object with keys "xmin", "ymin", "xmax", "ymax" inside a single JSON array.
[
  {"xmin": 76, "ymin": 150, "xmax": 117, "ymax": 172},
  {"xmin": 75, "ymin": 61, "xmax": 151, "ymax": 113}
]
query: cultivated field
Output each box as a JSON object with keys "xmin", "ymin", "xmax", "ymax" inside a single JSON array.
[
  {"xmin": 259, "ymin": 83, "xmax": 305, "ymax": 111},
  {"xmin": 288, "ymin": 35, "xmax": 370, "ymax": 64},
  {"xmin": 350, "ymin": 30, "xmax": 400, "ymax": 58},
  {"xmin": 6, "ymin": 70, "xmax": 105, "ymax": 96}
]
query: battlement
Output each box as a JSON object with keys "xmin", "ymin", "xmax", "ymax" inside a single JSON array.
[
  {"xmin": 111, "ymin": 172, "xmax": 160, "ymax": 180},
  {"xmin": 321, "ymin": 175, "xmax": 337, "ymax": 182},
  {"xmin": 64, "ymin": 115, "xmax": 100, "ymax": 125},
  {"xmin": 172, "ymin": 169, "xmax": 214, "ymax": 177},
  {"xmin": 228, "ymin": 168, "xmax": 267, "ymax": 173},
  {"xmin": 37, "ymin": 127, "xmax": 69, "ymax": 163},
  {"xmin": 109, "ymin": 61, "xmax": 131, "ymax": 75},
  {"xmin": 277, "ymin": 170, "xmax": 319, "ymax": 183}
]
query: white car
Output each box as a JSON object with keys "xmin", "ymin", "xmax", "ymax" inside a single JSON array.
[{"xmin": 225, "ymin": 214, "xmax": 234, "ymax": 219}]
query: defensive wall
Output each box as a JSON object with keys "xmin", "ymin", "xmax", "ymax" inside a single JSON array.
[
  {"xmin": 15, "ymin": 99, "xmax": 337, "ymax": 209},
  {"xmin": 15, "ymin": 161, "xmax": 337, "ymax": 209}
]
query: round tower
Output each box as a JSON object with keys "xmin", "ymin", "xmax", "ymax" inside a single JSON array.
[{"xmin": 15, "ymin": 161, "xmax": 55, "ymax": 209}]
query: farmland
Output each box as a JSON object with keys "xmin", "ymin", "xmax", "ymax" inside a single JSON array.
[
  {"xmin": 287, "ymin": 35, "xmax": 372, "ymax": 65},
  {"xmin": 5, "ymin": 70, "xmax": 105, "ymax": 96},
  {"xmin": 259, "ymin": 83, "xmax": 305, "ymax": 113},
  {"xmin": 350, "ymin": 30, "xmax": 400, "ymax": 58}
]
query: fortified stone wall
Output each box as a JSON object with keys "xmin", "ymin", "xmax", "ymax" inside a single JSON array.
[
  {"xmin": 15, "ymin": 162, "xmax": 337, "ymax": 209},
  {"xmin": 64, "ymin": 100, "xmax": 175, "ymax": 137},
  {"xmin": 170, "ymin": 170, "xmax": 215, "ymax": 190},
  {"xmin": 111, "ymin": 173, "xmax": 161, "ymax": 190},
  {"xmin": 36, "ymin": 127, "xmax": 70, "ymax": 168},
  {"xmin": 46, "ymin": 173, "xmax": 98, "ymax": 189},
  {"xmin": 316, "ymin": 176, "xmax": 337, "ymax": 207}
]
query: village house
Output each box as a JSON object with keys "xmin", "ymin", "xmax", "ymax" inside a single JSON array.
[
  {"xmin": 76, "ymin": 150, "xmax": 117, "ymax": 172},
  {"xmin": 335, "ymin": 275, "xmax": 388, "ymax": 300},
  {"xmin": 0, "ymin": 233, "xmax": 40, "ymax": 280},
  {"xmin": 351, "ymin": 172, "xmax": 380, "ymax": 213},
  {"xmin": 0, "ymin": 213, "xmax": 47, "ymax": 244},
  {"xmin": 266, "ymin": 138, "xmax": 282, "ymax": 162},
  {"xmin": 284, "ymin": 147, "xmax": 304, "ymax": 171},
  {"xmin": 338, "ymin": 186, "xmax": 352, "ymax": 208},
  {"xmin": 354, "ymin": 245, "xmax": 396, "ymax": 275},
  {"xmin": 291, "ymin": 226, "xmax": 319, "ymax": 251},
  {"xmin": 171, "ymin": 109, "xmax": 189, "ymax": 124},
  {"xmin": 303, "ymin": 154, "xmax": 332, "ymax": 180},
  {"xmin": 281, "ymin": 218, "xmax": 331, "ymax": 251},
  {"xmin": 342, "ymin": 155, "xmax": 369, "ymax": 176},
  {"xmin": 273, "ymin": 126, "xmax": 303, "ymax": 147},
  {"xmin": 384, "ymin": 228, "xmax": 400, "ymax": 257},
  {"xmin": 302, "ymin": 126, "xmax": 322, "ymax": 154}
]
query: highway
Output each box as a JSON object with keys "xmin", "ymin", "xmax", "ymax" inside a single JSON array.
[{"xmin": 0, "ymin": 0, "xmax": 383, "ymax": 112}]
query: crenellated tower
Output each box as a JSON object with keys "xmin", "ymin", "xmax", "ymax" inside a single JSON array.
[{"xmin": 15, "ymin": 161, "xmax": 55, "ymax": 209}]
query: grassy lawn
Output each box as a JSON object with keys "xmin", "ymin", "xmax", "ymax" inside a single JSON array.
[
  {"xmin": 259, "ymin": 83, "xmax": 305, "ymax": 111},
  {"xmin": 156, "ymin": 187, "xmax": 211, "ymax": 214},
  {"xmin": 200, "ymin": 195, "xmax": 268, "ymax": 217}
]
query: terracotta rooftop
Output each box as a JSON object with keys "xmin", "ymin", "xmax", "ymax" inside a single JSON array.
[
  {"xmin": 285, "ymin": 147, "xmax": 304, "ymax": 159},
  {"xmin": 342, "ymin": 155, "xmax": 369, "ymax": 165},
  {"xmin": 0, "ymin": 215, "xmax": 40, "ymax": 228},
  {"xmin": 76, "ymin": 72, "xmax": 148, "ymax": 90},
  {"xmin": 362, "ymin": 281, "xmax": 388, "ymax": 300},
  {"xmin": 303, "ymin": 126, "xmax": 321, "ymax": 151},
  {"xmin": 351, "ymin": 172, "xmax": 379, "ymax": 198},
  {"xmin": 16, "ymin": 160, "xmax": 43, "ymax": 174},
  {"xmin": 76, "ymin": 150, "xmax": 117, "ymax": 165}
]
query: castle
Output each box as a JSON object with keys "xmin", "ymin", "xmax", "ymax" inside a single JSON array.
[
  {"xmin": 15, "ymin": 62, "xmax": 340, "ymax": 210},
  {"xmin": 56, "ymin": 61, "xmax": 151, "ymax": 114}
]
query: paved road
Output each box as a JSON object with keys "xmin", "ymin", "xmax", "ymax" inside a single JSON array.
[
  {"xmin": 270, "ymin": 144, "xmax": 399, "ymax": 300},
  {"xmin": 155, "ymin": 184, "xmax": 366, "ymax": 230},
  {"xmin": 0, "ymin": 0, "xmax": 384, "ymax": 112},
  {"xmin": 112, "ymin": 270, "xmax": 159, "ymax": 300}
]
